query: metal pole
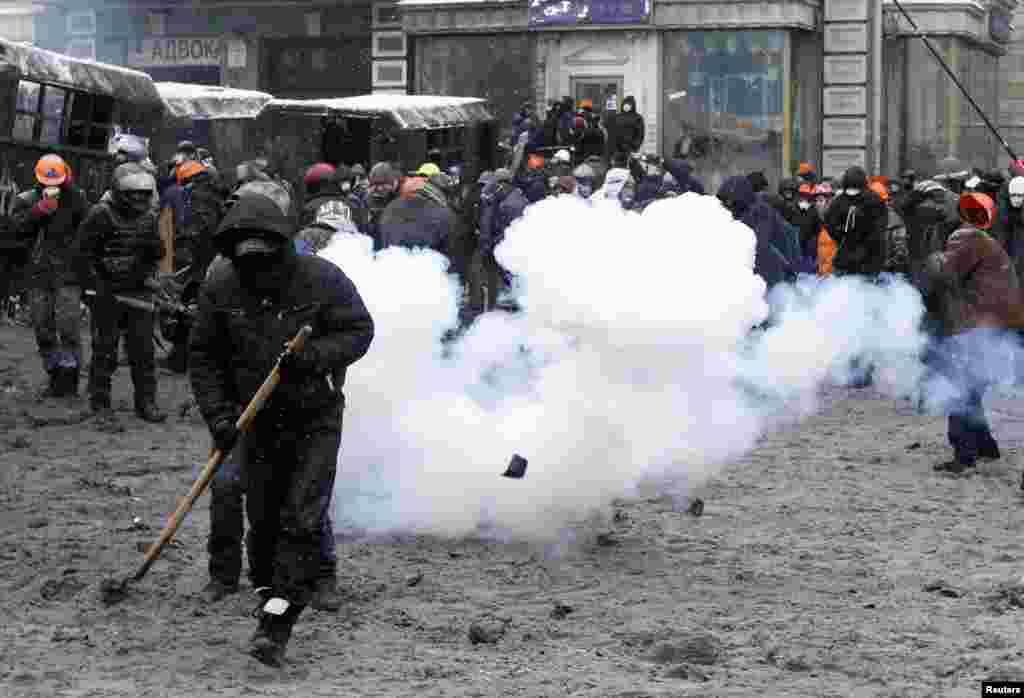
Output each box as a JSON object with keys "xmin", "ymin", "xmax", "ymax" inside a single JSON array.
[{"xmin": 889, "ymin": 0, "xmax": 1018, "ymax": 162}]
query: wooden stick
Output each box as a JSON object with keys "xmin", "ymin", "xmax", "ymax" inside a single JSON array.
[{"xmin": 130, "ymin": 325, "xmax": 313, "ymax": 582}]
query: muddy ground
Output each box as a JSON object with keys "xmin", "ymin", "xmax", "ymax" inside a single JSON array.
[{"xmin": 4, "ymin": 319, "xmax": 1024, "ymax": 697}]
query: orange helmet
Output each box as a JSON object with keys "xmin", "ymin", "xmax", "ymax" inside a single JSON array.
[
  {"xmin": 798, "ymin": 162, "xmax": 814, "ymax": 176},
  {"xmin": 176, "ymin": 160, "xmax": 207, "ymax": 185},
  {"xmin": 868, "ymin": 180, "xmax": 889, "ymax": 203},
  {"xmin": 798, "ymin": 183, "xmax": 816, "ymax": 199},
  {"xmin": 580, "ymin": 99, "xmax": 593, "ymax": 110},
  {"xmin": 527, "ymin": 154, "xmax": 546, "ymax": 171},
  {"xmin": 35, "ymin": 154, "xmax": 68, "ymax": 186},
  {"xmin": 960, "ymin": 192, "xmax": 995, "ymax": 230}
]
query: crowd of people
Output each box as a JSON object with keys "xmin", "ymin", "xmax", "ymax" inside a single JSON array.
[{"xmin": 5, "ymin": 101, "xmax": 1024, "ymax": 667}]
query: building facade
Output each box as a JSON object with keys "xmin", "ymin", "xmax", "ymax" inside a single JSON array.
[
  {"xmin": 32, "ymin": 0, "xmax": 374, "ymax": 98},
  {"xmin": 401, "ymin": 0, "xmax": 1016, "ymax": 188}
]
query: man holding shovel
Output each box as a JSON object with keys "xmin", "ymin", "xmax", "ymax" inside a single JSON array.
[{"xmin": 189, "ymin": 192, "xmax": 374, "ymax": 667}]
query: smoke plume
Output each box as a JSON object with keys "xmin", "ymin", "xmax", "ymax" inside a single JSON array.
[{"xmin": 321, "ymin": 194, "xmax": 931, "ymax": 541}]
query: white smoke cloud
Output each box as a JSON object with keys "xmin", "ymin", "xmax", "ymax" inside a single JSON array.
[{"xmin": 320, "ymin": 194, "xmax": 931, "ymax": 541}]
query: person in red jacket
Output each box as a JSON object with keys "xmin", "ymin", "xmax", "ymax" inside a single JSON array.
[{"xmin": 926, "ymin": 192, "xmax": 1021, "ymax": 474}]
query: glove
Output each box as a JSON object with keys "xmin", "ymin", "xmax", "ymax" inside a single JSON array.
[
  {"xmin": 277, "ymin": 342, "xmax": 321, "ymax": 382},
  {"xmin": 211, "ymin": 417, "xmax": 239, "ymax": 453},
  {"xmin": 31, "ymin": 197, "xmax": 58, "ymax": 218}
]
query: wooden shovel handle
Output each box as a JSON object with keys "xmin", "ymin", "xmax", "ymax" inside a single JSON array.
[{"xmin": 131, "ymin": 325, "xmax": 313, "ymax": 582}]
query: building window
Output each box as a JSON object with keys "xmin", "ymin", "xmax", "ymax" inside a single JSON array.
[
  {"xmin": 373, "ymin": 60, "xmax": 407, "ymax": 87},
  {"xmin": 374, "ymin": 3, "xmax": 401, "ymax": 27},
  {"xmin": 66, "ymin": 10, "xmax": 96, "ymax": 36},
  {"xmin": 14, "ymin": 81, "xmax": 68, "ymax": 145},
  {"xmin": 67, "ymin": 38, "xmax": 96, "ymax": 61},
  {"xmin": 67, "ymin": 92, "xmax": 118, "ymax": 151},
  {"xmin": 373, "ymin": 31, "xmax": 406, "ymax": 58},
  {"xmin": 662, "ymin": 30, "xmax": 785, "ymax": 181},
  {"xmin": 145, "ymin": 12, "xmax": 166, "ymax": 36},
  {"xmin": 306, "ymin": 12, "xmax": 322, "ymax": 36}
]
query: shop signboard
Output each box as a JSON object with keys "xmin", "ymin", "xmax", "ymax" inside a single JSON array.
[
  {"xmin": 528, "ymin": 0, "xmax": 651, "ymax": 26},
  {"xmin": 130, "ymin": 38, "xmax": 223, "ymax": 67},
  {"xmin": 823, "ymin": 117, "xmax": 867, "ymax": 147},
  {"xmin": 824, "ymin": 0, "xmax": 868, "ymax": 22},
  {"xmin": 823, "ymin": 86, "xmax": 866, "ymax": 116},
  {"xmin": 824, "ymin": 23, "xmax": 868, "ymax": 53},
  {"xmin": 822, "ymin": 148, "xmax": 866, "ymax": 179},
  {"xmin": 824, "ymin": 55, "xmax": 867, "ymax": 84}
]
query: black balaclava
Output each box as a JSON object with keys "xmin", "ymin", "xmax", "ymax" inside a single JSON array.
[{"xmin": 230, "ymin": 234, "xmax": 295, "ymax": 296}]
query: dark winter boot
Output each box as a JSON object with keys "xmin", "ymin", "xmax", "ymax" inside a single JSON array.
[
  {"xmin": 249, "ymin": 592, "xmax": 303, "ymax": 667},
  {"xmin": 310, "ymin": 576, "xmax": 342, "ymax": 613},
  {"xmin": 40, "ymin": 371, "xmax": 62, "ymax": 399},
  {"xmin": 135, "ymin": 401, "xmax": 167, "ymax": 423},
  {"xmin": 199, "ymin": 578, "xmax": 239, "ymax": 604},
  {"xmin": 933, "ymin": 459, "xmax": 976, "ymax": 475},
  {"xmin": 63, "ymin": 367, "xmax": 80, "ymax": 398}
]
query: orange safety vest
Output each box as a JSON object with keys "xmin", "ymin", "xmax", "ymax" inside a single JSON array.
[{"xmin": 817, "ymin": 226, "xmax": 837, "ymax": 277}]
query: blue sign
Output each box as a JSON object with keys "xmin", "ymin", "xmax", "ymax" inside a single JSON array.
[{"xmin": 528, "ymin": 0, "xmax": 651, "ymax": 26}]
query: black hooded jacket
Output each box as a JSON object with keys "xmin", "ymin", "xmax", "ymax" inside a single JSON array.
[
  {"xmin": 606, "ymin": 96, "xmax": 645, "ymax": 156},
  {"xmin": 189, "ymin": 194, "xmax": 374, "ymax": 429},
  {"xmin": 824, "ymin": 167, "xmax": 888, "ymax": 275}
]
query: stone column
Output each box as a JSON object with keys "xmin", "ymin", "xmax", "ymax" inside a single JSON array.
[{"xmin": 821, "ymin": 0, "xmax": 879, "ymax": 179}]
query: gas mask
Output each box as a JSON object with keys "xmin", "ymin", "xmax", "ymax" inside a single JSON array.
[
  {"xmin": 782, "ymin": 190, "xmax": 796, "ymax": 202},
  {"xmin": 43, "ymin": 186, "xmax": 61, "ymax": 200},
  {"xmin": 623, "ymin": 104, "xmax": 632, "ymax": 113},
  {"xmin": 232, "ymin": 239, "xmax": 287, "ymax": 294},
  {"xmin": 798, "ymin": 200, "xmax": 812, "ymax": 211},
  {"xmin": 340, "ymin": 180, "xmax": 352, "ymax": 193},
  {"xmin": 844, "ymin": 188, "xmax": 861, "ymax": 197},
  {"xmin": 1009, "ymin": 177, "xmax": 1024, "ymax": 209},
  {"xmin": 576, "ymin": 180, "xmax": 593, "ymax": 198}
]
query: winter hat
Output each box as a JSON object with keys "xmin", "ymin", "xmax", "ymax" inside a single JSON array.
[
  {"xmin": 477, "ymin": 170, "xmax": 495, "ymax": 184},
  {"xmin": 526, "ymin": 154, "xmax": 546, "ymax": 171},
  {"xmin": 416, "ymin": 163, "xmax": 441, "ymax": 178},
  {"xmin": 304, "ymin": 163, "xmax": 337, "ymax": 187},
  {"xmin": 369, "ymin": 162, "xmax": 399, "ymax": 184},
  {"xmin": 840, "ymin": 166, "xmax": 868, "ymax": 190},
  {"xmin": 747, "ymin": 171, "xmax": 769, "ymax": 193},
  {"xmin": 959, "ymin": 191, "xmax": 995, "ymax": 230},
  {"xmin": 113, "ymin": 133, "xmax": 148, "ymax": 163},
  {"xmin": 574, "ymin": 116, "xmax": 585, "ymax": 130},
  {"xmin": 351, "ymin": 163, "xmax": 367, "ymax": 177},
  {"xmin": 493, "ymin": 168, "xmax": 514, "ymax": 184},
  {"xmin": 573, "ymin": 164, "xmax": 595, "ymax": 180}
]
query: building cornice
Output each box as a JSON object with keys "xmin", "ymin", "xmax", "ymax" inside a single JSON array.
[{"xmin": 882, "ymin": 0, "xmax": 1010, "ymax": 55}]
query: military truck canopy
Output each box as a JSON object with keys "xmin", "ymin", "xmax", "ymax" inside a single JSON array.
[
  {"xmin": 0, "ymin": 38, "xmax": 163, "ymax": 121},
  {"xmin": 156, "ymin": 82, "xmax": 273, "ymax": 121},
  {"xmin": 263, "ymin": 94, "xmax": 494, "ymax": 130}
]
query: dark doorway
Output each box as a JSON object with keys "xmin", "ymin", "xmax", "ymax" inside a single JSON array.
[{"xmin": 143, "ymin": 66, "xmax": 222, "ymax": 86}]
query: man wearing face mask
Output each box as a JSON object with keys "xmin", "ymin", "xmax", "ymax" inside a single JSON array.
[
  {"xmin": 605, "ymin": 96, "xmax": 645, "ymax": 161},
  {"xmin": 75, "ymin": 163, "xmax": 166, "ymax": 424},
  {"xmin": 364, "ymin": 162, "xmax": 400, "ymax": 250},
  {"xmin": 794, "ymin": 183, "xmax": 822, "ymax": 274},
  {"xmin": 189, "ymin": 193, "xmax": 374, "ymax": 667},
  {"xmin": 995, "ymin": 176, "xmax": 1024, "ymax": 280},
  {"xmin": 824, "ymin": 166, "xmax": 888, "ymax": 277},
  {"xmin": 12, "ymin": 154, "xmax": 90, "ymax": 397},
  {"xmin": 768, "ymin": 178, "xmax": 801, "ymax": 225}
]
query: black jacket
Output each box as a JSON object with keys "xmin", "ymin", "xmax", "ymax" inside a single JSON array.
[
  {"xmin": 824, "ymin": 191, "xmax": 888, "ymax": 275},
  {"xmin": 11, "ymin": 184, "xmax": 90, "ymax": 287},
  {"xmin": 190, "ymin": 205, "xmax": 373, "ymax": 428},
  {"xmin": 606, "ymin": 96, "xmax": 645, "ymax": 156},
  {"xmin": 75, "ymin": 200, "xmax": 162, "ymax": 293}
]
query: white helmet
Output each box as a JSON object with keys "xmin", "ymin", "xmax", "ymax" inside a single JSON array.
[
  {"xmin": 315, "ymin": 199, "xmax": 353, "ymax": 231},
  {"xmin": 1010, "ymin": 176, "xmax": 1024, "ymax": 208}
]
